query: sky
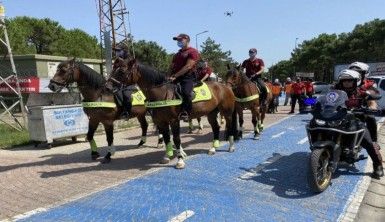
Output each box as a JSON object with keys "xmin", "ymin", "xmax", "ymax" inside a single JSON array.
[{"xmin": 2, "ymin": 0, "xmax": 385, "ymax": 67}]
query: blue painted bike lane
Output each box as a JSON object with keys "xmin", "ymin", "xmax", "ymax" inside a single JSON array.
[{"xmin": 19, "ymin": 114, "xmax": 368, "ymax": 222}]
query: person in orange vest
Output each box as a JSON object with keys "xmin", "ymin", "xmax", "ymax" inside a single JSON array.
[
  {"xmin": 304, "ymin": 78, "xmax": 314, "ymax": 97},
  {"xmin": 272, "ymin": 79, "xmax": 282, "ymax": 110},
  {"xmin": 289, "ymin": 77, "xmax": 305, "ymax": 114},
  {"xmin": 283, "ymin": 77, "xmax": 293, "ymax": 106}
]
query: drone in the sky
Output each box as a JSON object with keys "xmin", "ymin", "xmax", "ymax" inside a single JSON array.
[{"xmin": 224, "ymin": 11, "xmax": 233, "ymax": 17}]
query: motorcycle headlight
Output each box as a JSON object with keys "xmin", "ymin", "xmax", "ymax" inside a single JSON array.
[{"xmin": 315, "ymin": 119, "xmax": 326, "ymax": 126}]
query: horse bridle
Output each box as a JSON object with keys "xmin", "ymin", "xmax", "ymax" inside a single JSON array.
[{"xmin": 50, "ymin": 62, "xmax": 76, "ymax": 88}]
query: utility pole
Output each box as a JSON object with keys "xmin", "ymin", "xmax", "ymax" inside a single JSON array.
[
  {"xmin": 97, "ymin": 0, "xmax": 132, "ymax": 75},
  {"xmin": 195, "ymin": 30, "xmax": 209, "ymax": 51},
  {"xmin": 293, "ymin": 37, "xmax": 299, "ymax": 78},
  {"xmin": 0, "ymin": 4, "xmax": 26, "ymax": 130}
]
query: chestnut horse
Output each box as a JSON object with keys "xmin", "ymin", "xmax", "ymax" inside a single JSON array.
[
  {"xmin": 48, "ymin": 59, "xmax": 160, "ymax": 163},
  {"xmin": 110, "ymin": 58, "xmax": 238, "ymax": 169},
  {"xmin": 225, "ymin": 67, "xmax": 272, "ymax": 140}
]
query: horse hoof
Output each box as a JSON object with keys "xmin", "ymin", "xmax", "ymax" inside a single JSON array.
[
  {"xmin": 137, "ymin": 140, "xmax": 145, "ymax": 147},
  {"xmin": 160, "ymin": 156, "xmax": 170, "ymax": 164},
  {"xmin": 157, "ymin": 143, "xmax": 164, "ymax": 149},
  {"xmin": 197, "ymin": 129, "xmax": 202, "ymax": 134},
  {"xmin": 187, "ymin": 130, "xmax": 194, "ymax": 134},
  {"xmin": 253, "ymin": 135, "xmax": 260, "ymax": 140},
  {"xmin": 175, "ymin": 158, "xmax": 185, "ymax": 169},
  {"xmin": 91, "ymin": 152, "xmax": 100, "ymax": 160},
  {"xmin": 208, "ymin": 148, "xmax": 216, "ymax": 155},
  {"xmin": 228, "ymin": 146, "xmax": 235, "ymax": 153},
  {"xmin": 101, "ymin": 157, "xmax": 111, "ymax": 164}
]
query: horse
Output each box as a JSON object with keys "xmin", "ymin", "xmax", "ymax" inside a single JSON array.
[
  {"xmin": 110, "ymin": 58, "xmax": 238, "ymax": 169},
  {"xmin": 48, "ymin": 59, "xmax": 161, "ymax": 163},
  {"xmin": 225, "ymin": 66, "xmax": 272, "ymax": 140}
]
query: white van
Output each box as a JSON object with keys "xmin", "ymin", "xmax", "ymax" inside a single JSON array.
[{"xmin": 367, "ymin": 76, "xmax": 385, "ymax": 110}]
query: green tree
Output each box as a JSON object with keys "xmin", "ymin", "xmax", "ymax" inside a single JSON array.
[
  {"xmin": 133, "ymin": 40, "xmax": 172, "ymax": 73},
  {"xmin": 51, "ymin": 28, "xmax": 101, "ymax": 58},
  {"xmin": 1, "ymin": 16, "xmax": 101, "ymax": 58},
  {"xmin": 269, "ymin": 19, "xmax": 385, "ymax": 83},
  {"xmin": 200, "ymin": 37, "xmax": 235, "ymax": 78}
]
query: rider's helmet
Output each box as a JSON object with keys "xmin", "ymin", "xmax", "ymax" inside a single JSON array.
[
  {"xmin": 338, "ymin": 69, "xmax": 361, "ymax": 87},
  {"xmin": 274, "ymin": 79, "xmax": 279, "ymax": 83},
  {"xmin": 348, "ymin": 62, "xmax": 370, "ymax": 79}
]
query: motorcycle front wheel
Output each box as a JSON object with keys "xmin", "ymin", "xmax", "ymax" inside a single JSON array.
[{"xmin": 308, "ymin": 148, "xmax": 333, "ymax": 193}]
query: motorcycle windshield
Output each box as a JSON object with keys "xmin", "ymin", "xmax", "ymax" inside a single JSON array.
[{"xmin": 314, "ymin": 90, "xmax": 348, "ymax": 120}]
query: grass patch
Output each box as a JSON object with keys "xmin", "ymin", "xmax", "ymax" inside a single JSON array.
[{"xmin": 0, "ymin": 124, "xmax": 30, "ymax": 149}]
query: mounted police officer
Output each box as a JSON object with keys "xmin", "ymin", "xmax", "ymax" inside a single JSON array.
[
  {"xmin": 241, "ymin": 48, "xmax": 268, "ymax": 106},
  {"xmin": 112, "ymin": 43, "xmax": 133, "ymax": 118},
  {"xmin": 335, "ymin": 69, "xmax": 383, "ymax": 178},
  {"xmin": 168, "ymin": 34, "xmax": 200, "ymax": 121}
]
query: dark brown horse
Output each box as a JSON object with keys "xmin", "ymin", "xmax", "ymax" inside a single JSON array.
[
  {"xmin": 48, "ymin": 59, "xmax": 159, "ymax": 163},
  {"xmin": 110, "ymin": 58, "xmax": 238, "ymax": 169},
  {"xmin": 225, "ymin": 67, "xmax": 272, "ymax": 140}
]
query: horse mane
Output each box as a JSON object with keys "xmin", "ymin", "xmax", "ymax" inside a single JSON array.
[
  {"xmin": 137, "ymin": 63, "xmax": 167, "ymax": 85},
  {"xmin": 76, "ymin": 62, "xmax": 106, "ymax": 88}
]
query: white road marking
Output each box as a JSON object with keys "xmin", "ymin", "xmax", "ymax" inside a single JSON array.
[
  {"xmin": 239, "ymin": 153, "xmax": 283, "ymax": 180},
  {"xmin": 271, "ymin": 131, "xmax": 285, "ymax": 138},
  {"xmin": 10, "ymin": 208, "xmax": 47, "ymax": 221},
  {"xmin": 297, "ymin": 137, "xmax": 309, "ymax": 145},
  {"xmin": 168, "ymin": 210, "xmax": 195, "ymax": 222}
]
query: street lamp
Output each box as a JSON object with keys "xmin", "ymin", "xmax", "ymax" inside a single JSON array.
[
  {"xmin": 195, "ymin": 30, "xmax": 209, "ymax": 51},
  {"xmin": 293, "ymin": 37, "xmax": 299, "ymax": 77}
]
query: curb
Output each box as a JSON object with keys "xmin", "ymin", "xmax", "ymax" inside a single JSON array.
[{"xmin": 339, "ymin": 118, "xmax": 385, "ymax": 222}]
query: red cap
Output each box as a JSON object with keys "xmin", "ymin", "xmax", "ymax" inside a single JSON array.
[{"xmin": 173, "ymin": 33, "xmax": 190, "ymax": 41}]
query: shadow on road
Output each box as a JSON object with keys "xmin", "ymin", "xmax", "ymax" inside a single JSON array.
[{"xmin": 239, "ymin": 152, "xmax": 315, "ymax": 199}]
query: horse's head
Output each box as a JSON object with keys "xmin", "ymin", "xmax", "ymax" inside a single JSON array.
[
  {"xmin": 48, "ymin": 58, "xmax": 79, "ymax": 92},
  {"xmin": 110, "ymin": 58, "xmax": 140, "ymax": 86},
  {"xmin": 225, "ymin": 64, "xmax": 242, "ymax": 87}
]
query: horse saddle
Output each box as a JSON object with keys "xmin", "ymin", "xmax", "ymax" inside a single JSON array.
[
  {"xmin": 175, "ymin": 82, "xmax": 211, "ymax": 103},
  {"xmin": 113, "ymin": 85, "xmax": 143, "ymax": 107}
]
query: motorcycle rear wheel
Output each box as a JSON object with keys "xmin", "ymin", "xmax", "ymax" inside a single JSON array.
[{"xmin": 308, "ymin": 148, "xmax": 333, "ymax": 193}]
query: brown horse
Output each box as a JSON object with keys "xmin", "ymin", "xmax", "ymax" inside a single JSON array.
[
  {"xmin": 48, "ymin": 59, "xmax": 160, "ymax": 163},
  {"xmin": 225, "ymin": 67, "xmax": 272, "ymax": 140},
  {"xmin": 110, "ymin": 58, "xmax": 238, "ymax": 169}
]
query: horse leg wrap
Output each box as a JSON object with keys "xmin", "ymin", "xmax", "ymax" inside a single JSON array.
[
  {"xmin": 166, "ymin": 142, "xmax": 174, "ymax": 158},
  {"xmin": 254, "ymin": 125, "xmax": 260, "ymax": 134},
  {"xmin": 189, "ymin": 121, "xmax": 194, "ymax": 130},
  {"xmin": 213, "ymin": 140, "xmax": 220, "ymax": 149},
  {"xmin": 90, "ymin": 139, "xmax": 98, "ymax": 152},
  {"xmin": 177, "ymin": 145, "xmax": 187, "ymax": 159},
  {"xmin": 108, "ymin": 145, "xmax": 116, "ymax": 156},
  {"xmin": 258, "ymin": 121, "xmax": 264, "ymax": 131},
  {"xmin": 229, "ymin": 136, "xmax": 234, "ymax": 146}
]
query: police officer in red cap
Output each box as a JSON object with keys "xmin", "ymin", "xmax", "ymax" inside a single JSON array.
[
  {"xmin": 241, "ymin": 48, "xmax": 268, "ymax": 106},
  {"xmin": 168, "ymin": 34, "xmax": 200, "ymax": 121}
]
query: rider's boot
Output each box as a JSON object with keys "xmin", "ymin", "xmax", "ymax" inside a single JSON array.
[
  {"xmin": 371, "ymin": 143, "xmax": 384, "ymax": 179},
  {"xmin": 373, "ymin": 164, "xmax": 384, "ymax": 179}
]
